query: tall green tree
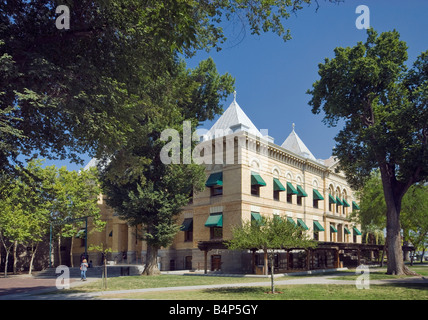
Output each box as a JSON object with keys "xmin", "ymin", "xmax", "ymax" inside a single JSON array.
[
  {"xmin": 51, "ymin": 166, "xmax": 104, "ymax": 267},
  {"xmin": 0, "ymin": 182, "xmax": 30, "ymax": 277},
  {"xmin": 227, "ymin": 216, "xmax": 316, "ymax": 293},
  {"xmin": 101, "ymin": 58, "xmax": 234, "ymax": 275},
  {"xmin": 15, "ymin": 160, "xmax": 53, "ymax": 274},
  {"xmin": 0, "ymin": 160, "xmax": 52, "ymax": 275},
  {"xmin": 308, "ymin": 29, "xmax": 428, "ymax": 275},
  {"xmin": 0, "ymin": 0, "xmax": 339, "ymax": 174}
]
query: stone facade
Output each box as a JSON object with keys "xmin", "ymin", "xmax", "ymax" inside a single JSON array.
[{"xmin": 73, "ymin": 95, "xmax": 361, "ymax": 273}]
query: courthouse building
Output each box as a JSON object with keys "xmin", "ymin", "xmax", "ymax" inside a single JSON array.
[{"xmin": 77, "ymin": 94, "xmax": 363, "ymax": 273}]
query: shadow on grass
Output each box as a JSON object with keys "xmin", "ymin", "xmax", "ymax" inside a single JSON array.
[
  {"xmin": 201, "ymin": 287, "xmax": 280, "ymax": 296},
  {"xmin": 376, "ymin": 282, "xmax": 428, "ymax": 291}
]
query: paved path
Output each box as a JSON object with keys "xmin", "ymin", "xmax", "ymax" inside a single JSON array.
[
  {"xmin": 0, "ymin": 274, "xmax": 98, "ymax": 300},
  {"xmin": 1, "ymin": 273, "xmax": 427, "ymax": 300}
]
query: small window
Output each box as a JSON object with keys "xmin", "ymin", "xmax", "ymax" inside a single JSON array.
[
  {"xmin": 313, "ymin": 199, "xmax": 319, "ymax": 208},
  {"xmin": 211, "ymin": 186, "xmax": 223, "ymax": 196},
  {"xmin": 185, "ymin": 229, "xmax": 193, "ymax": 242},
  {"xmin": 251, "ymin": 185, "xmax": 260, "ymax": 196},
  {"xmin": 313, "ymin": 231, "xmax": 319, "ymax": 241},
  {"xmin": 273, "ymin": 190, "xmax": 280, "ymax": 201},
  {"xmin": 210, "ymin": 227, "xmax": 223, "ymax": 240}
]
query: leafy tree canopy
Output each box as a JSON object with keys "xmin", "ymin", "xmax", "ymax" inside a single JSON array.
[{"xmin": 1, "ymin": 0, "xmax": 339, "ymax": 174}]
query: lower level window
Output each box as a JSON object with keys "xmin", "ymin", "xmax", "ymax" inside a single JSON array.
[{"xmin": 210, "ymin": 227, "xmax": 223, "ymax": 239}]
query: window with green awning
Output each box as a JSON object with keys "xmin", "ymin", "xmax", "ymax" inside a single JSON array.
[
  {"xmin": 273, "ymin": 178, "xmax": 285, "ymax": 191},
  {"xmin": 313, "ymin": 189, "xmax": 324, "ymax": 200},
  {"xmin": 313, "ymin": 221, "xmax": 325, "ymax": 232},
  {"xmin": 343, "ymin": 199, "xmax": 350, "ymax": 207},
  {"xmin": 286, "ymin": 182, "xmax": 298, "ymax": 194},
  {"xmin": 344, "ymin": 227, "xmax": 351, "ymax": 234},
  {"xmin": 204, "ymin": 213, "xmax": 223, "ymax": 227},
  {"xmin": 297, "ymin": 218, "xmax": 309, "ymax": 230},
  {"xmin": 296, "ymin": 185, "xmax": 308, "ymax": 197},
  {"xmin": 251, "ymin": 212, "xmax": 263, "ymax": 226},
  {"xmin": 330, "ymin": 225, "xmax": 338, "ymax": 233},
  {"xmin": 205, "ymin": 172, "xmax": 223, "ymax": 187},
  {"xmin": 329, "ymin": 194, "xmax": 336, "ymax": 204},
  {"xmin": 287, "ymin": 217, "xmax": 296, "ymax": 226},
  {"xmin": 336, "ymin": 196, "xmax": 343, "ymax": 206},
  {"xmin": 353, "ymin": 227, "xmax": 362, "ymax": 235},
  {"xmin": 181, "ymin": 218, "xmax": 193, "ymax": 231},
  {"xmin": 352, "ymin": 201, "xmax": 360, "ymax": 210},
  {"xmin": 251, "ymin": 172, "xmax": 266, "ymax": 186}
]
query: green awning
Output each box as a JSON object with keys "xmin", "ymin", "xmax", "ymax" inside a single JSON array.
[
  {"xmin": 352, "ymin": 201, "xmax": 360, "ymax": 210},
  {"xmin": 273, "ymin": 214, "xmax": 282, "ymax": 223},
  {"xmin": 343, "ymin": 199, "xmax": 350, "ymax": 207},
  {"xmin": 329, "ymin": 194, "xmax": 336, "ymax": 204},
  {"xmin": 353, "ymin": 227, "xmax": 362, "ymax": 235},
  {"xmin": 296, "ymin": 185, "xmax": 308, "ymax": 197},
  {"xmin": 330, "ymin": 225, "xmax": 338, "ymax": 233},
  {"xmin": 204, "ymin": 213, "xmax": 223, "ymax": 227},
  {"xmin": 336, "ymin": 196, "xmax": 343, "ymax": 206},
  {"xmin": 287, "ymin": 217, "xmax": 296, "ymax": 226},
  {"xmin": 286, "ymin": 182, "xmax": 298, "ymax": 195},
  {"xmin": 297, "ymin": 218, "xmax": 309, "ymax": 230},
  {"xmin": 251, "ymin": 212, "xmax": 263, "ymax": 224},
  {"xmin": 205, "ymin": 172, "xmax": 223, "ymax": 187},
  {"xmin": 344, "ymin": 227, "xmax": 351, "ymax": 234},
  {"xmin": 313, "ymin": 221, "xmax": 325, "ymax": 232},
  {"xmin": 251, "ymin": 172, "xmax": 266, "ymax": 186},
  {"xmin": 181, "ymin": 218, "xmax": 193, "ymax": 231},
  {"xmin": 273, "ymin": 178, "xmax": 286, "ymax": 191},
  {"xmin": 313, "ymin": 189, "xmax": 324, "ymax": 200}
]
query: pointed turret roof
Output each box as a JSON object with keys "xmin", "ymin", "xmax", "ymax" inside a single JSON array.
[
  {"xmin": 281, "ymin": 123, "xmax": 317, "ymax": 161},
  {"xmin": 205, "ymin": 91, "xmax": 262, "ymax": 139}
]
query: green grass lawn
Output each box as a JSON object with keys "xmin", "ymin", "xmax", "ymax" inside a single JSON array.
[
  {"xmin": 55, "ymin": 264, "xmax": 428, "ymax": 300},
  {"xmin": 99, "ymin": 283, "xmax": 428, "ymax": 300},
  {"xmin": 67, "ymin": 274, "xmax": 273, "ymax": 293},
  {"xmin": 331, "ymin": 265, "xmax": 428, "ymax": 281}
]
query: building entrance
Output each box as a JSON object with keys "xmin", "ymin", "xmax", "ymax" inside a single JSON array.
[{"xmin": 211, "ymin": 255, "xmax": 221, "ymax": 271}]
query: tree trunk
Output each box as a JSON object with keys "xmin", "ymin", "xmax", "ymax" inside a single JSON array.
[
  {"xmin": 103, "ymin": 255, "xmax": 108, "ymax": 289},
  {"xmin": 263, "ymin": 248, "xmax": 268, "ymax": 276},
  {"xmin": 269, "ymin": 251, "xmax": 275, "ymax": 294},
  {"xmin": 28, "ymin": 243, "xmax": 38, "ymax": 275},
  {"xmin": 379, "ymin": 166, "xmax": 417, "ymax": 276},
  {"xmin": 142, "ymin": 243, "xmax": 160, "ymax": 275},
  {"xmin": 13, "ymin": 240, "xmax": 17, "ymax": 275},
  {"xmin": 385, "ymin": 204, "xmax": 405, "ymax": 275},
  {"xmin": 4, "ymin": 250, "xmax": 9, "ymax": 278},
  {"xmin": 70, "ymin": 236, "xmax": 74, "ymax": 267}
]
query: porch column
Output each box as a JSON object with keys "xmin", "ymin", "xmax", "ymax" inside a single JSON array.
[
  {"xmin": 334, "ymin": 249, "xmax": 340, "ymax": 268},
  {"xmin": 306, "ymin": 249, "xmax": 310, "ymax": 270},
  {"xmin": 251, "ymin": 249, "xmax": 256, "ymax": 274},
  {"xmin": 204, "ymin": 250, "xmax": 208, "ymax": 274},
  {"xmin": 127, "ymin": 225, "xmax": 137, "ymax": 264}
]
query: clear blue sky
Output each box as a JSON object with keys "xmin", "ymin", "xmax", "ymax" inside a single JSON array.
[{"xmin": 48, "ymin": 0, "xmax": 428, "ymax": 171}]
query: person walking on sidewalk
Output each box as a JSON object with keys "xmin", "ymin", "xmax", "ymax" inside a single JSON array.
[{"xmin": 80, "ymin": 259, "xmax": 89, "ymax": 281}]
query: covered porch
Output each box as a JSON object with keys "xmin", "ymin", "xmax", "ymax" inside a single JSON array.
[{"xmin": 197, "ymin": 240, "xmax": 414, "ymax": 274}]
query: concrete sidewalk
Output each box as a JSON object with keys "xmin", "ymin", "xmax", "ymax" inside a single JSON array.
[{"xmin": 3, "ymin": 273, "xmax": 427, "ymax": 300}]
